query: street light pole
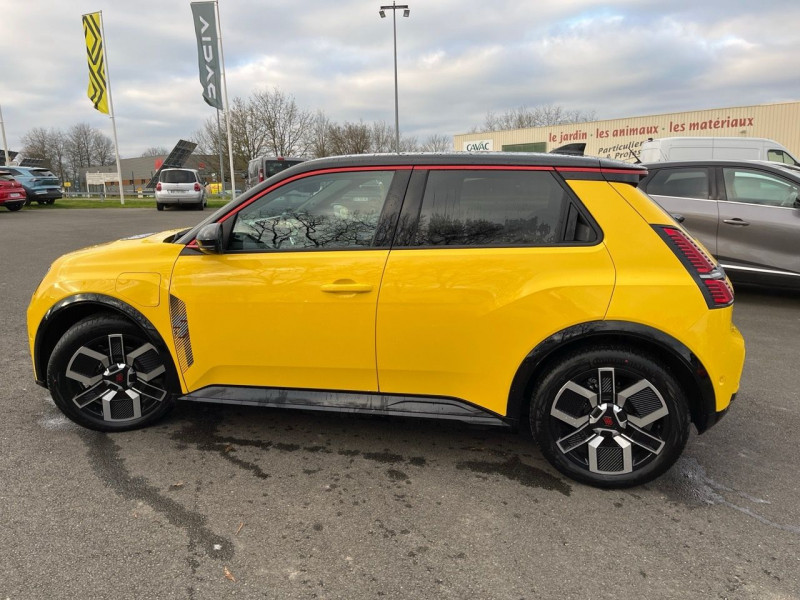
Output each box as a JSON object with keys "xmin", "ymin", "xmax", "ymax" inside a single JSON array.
[{"xmin": 379, "ymin": 2, "xmax": 410, "ymax": 154}]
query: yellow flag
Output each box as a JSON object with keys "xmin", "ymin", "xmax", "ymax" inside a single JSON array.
[{"xmin": 82, "ymin": 12, "xmax": 109, "ymax": 114}]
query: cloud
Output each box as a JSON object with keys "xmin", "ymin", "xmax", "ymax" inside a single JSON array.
[{"xmin": 1, "ymin": 0, "xmax": 799, "ymax": 156}]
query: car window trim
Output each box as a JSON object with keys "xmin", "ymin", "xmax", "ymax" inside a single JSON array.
[
  {"xmin": 391, "ymin": 166, "xmax": 602, "ymax": 249},
  {"xmin": 718, "ymin": 165, "xmax": 800, "ymax": 208},
  {"xmin": 218, "ymin": 167, "xmax": 411, "ymax": 254}
]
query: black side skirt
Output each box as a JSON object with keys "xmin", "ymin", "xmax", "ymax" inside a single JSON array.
[{"xmin": 180, "ymin": 386, "xmax": 509, "ymax": 427}]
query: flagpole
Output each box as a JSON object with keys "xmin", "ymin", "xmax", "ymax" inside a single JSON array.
[
  {"xmin": 0, "ymin": 104, "xmax": 10, "ymax": 166},
  {"xmin": 98, "ymin": 11, "xmax": 125, "ymax": 205},
  {"xmin": 214, "ymin": 0, "xmax": 236, "ymax": 199},
  {"xmin": 215, "ymin": 108, "xmax": 226, "ymax": 197}
]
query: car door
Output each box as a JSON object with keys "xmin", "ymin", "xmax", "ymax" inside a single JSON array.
[
  {"xmin": 169, "ymin": 168, "xmax": 409, "ymax": 393},
  {"xmin": 717, "ymin": 166, "xmax": 800, "ymax": 277},
  {"xmin": 643, "ymin": 166, "xmax": 718, "ymax": 254},
  {"xmin": 375, "ymin": 167, "xmax": 615, "ymax": 417}
]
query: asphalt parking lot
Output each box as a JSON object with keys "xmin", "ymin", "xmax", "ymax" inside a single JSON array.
[{"xmin": 1, "ymin": 207, "xmax": 798, "ymax": 599}]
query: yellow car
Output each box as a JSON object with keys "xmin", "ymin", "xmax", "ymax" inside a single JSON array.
[{"xmin": 27, "ymin": 153, "xmax": 745, "ymax": 487}]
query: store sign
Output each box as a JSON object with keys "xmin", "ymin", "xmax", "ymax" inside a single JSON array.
[{"xmin": 464, "ymin": 139, "xmax": 493, "ymax": 152}]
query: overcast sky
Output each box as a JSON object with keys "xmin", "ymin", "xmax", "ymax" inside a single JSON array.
[{"xmin": 1, "ymin": 0, "xmax": 799, "ymax": 157}]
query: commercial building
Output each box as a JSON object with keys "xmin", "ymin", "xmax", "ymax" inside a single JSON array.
[{"xmin": 454, "ymin": 101, "xmax": 800, "ymax": 162}]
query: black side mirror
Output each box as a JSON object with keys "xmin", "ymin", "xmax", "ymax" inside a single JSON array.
[{"xmin": 195, "ymin": 222, "xmax": 223, "ymax": 254}]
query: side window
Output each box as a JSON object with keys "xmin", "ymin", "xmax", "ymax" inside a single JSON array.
[
  {"xmin": 767, "ymin": 149, "xmax": 800, "ymax": 166},
  {"xmin": 408, "ymin": 170, "xmax": 569, "ymax": 247},
  {"xmin": 646, "ymin": 168, "xmax": 710, "ymax": 199},
  {"xmin": 722, "ymin": 168, "xmax": 799, "ymax": 207},
  {"xmin": 230, "ymin": 170, "xmax": 395, "ymax": 251}
]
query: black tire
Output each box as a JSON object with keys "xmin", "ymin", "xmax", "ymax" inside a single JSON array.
[
  {"xmin": 530, "ymin": 346, "xmax": 690, "ymax": 488},
  {"xmin": 47, "ymin": 315, "xmax": 179, "ymax": 431},
  {"xmin": 6, "ymin": 202, "xmax": 23, "ymax": 212},
  {"xmin": 36, "ymin": 200, "xmax": 45, "ymax": 205},
  {"xmin": 156, "ymin": 202, "xmax": 164, "ymax": 211}
]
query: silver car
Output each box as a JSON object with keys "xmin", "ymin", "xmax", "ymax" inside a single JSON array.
[
  {"xmin": 640, "ymin": 160, "xmax": 800, "ymax": 288},
  {"xmin": 155, "ymin": 168, "xmax": 206, "ymax": 211}
]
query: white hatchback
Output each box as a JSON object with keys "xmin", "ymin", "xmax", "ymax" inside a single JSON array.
[{"xmin": 155, "ymin": 168, "xmax": 206, "ymax": 211}]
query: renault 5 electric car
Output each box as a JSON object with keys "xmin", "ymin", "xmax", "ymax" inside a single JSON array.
[{"xmin": 28, "ymin": 153, "xmax": 745, "ymax": 488}]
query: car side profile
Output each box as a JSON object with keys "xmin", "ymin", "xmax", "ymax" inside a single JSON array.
[
  {"xmin": 155, "ymin": 168, "xmax": 207, "ymax": 211},
  {"xmin": 0, "ymin": 171, "xmax": 27, "ymax": 211},
  {"xmin": 1, "ymin": 166, "xmax": 62, "ymax": 205},
  {"xmin": 640, "ymin": 160, "xmax": 800, "ymax": 288},
  {"xmin": 27, "ymin": 153, "xmax": 745, "ymax": 488}
]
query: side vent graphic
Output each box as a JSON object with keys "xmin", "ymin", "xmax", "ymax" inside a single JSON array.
[{"xmin": 169, "ymin": 294, "xmax": 194, "ymax": 372}]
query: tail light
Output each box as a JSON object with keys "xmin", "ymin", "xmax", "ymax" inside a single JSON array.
[
  {"xmin": 194, "ymin": 182, "xmax": 201, "ymax": 192},
  {"xmin": 156, "ymin": 182, "xmax": 162, "ymax": 191},
  {"xmin": 655, "ymin": 226, "xmax": 733, "ymax": 308}
]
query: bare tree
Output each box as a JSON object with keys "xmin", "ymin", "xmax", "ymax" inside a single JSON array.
[
  {"xmin": 421, "ymin": 134, "xmax": 452, "ymax": 152},
  {"xmin": 327, "ymin": 121, "xmax": 372, "ymax": 155},
  {"xmin": 399, "ymin": 134, "xmax": 419, "ymax": 153},
  {"xmin": 307, "ymin": 111, "xmax": 331, "ymax": 158},
  {"xmin": 142, "ymin": 146, "xmax": 168, "ymax": 157},
  {"xmin": 91, "ymin": 130, "xmax": 114, "ymax": 166},
  {"xmin": 370, "ymin": 121, "xmax": 395, "ymax": 153},
  {"xmin": 476, "ymin": 105, "xmax": 597, "ymax": 132},
  {"xmin": 253, "ymin": 88, "xmax": 313, "ymax": 157}
]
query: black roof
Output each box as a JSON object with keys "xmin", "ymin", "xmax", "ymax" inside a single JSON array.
[{"xmin": 289, "ymin": 152, "xmax": 643, "ymax": 172}]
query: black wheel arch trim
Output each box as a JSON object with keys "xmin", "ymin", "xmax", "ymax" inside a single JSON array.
[
  {"xmin": 506, "ymin": 320, "xmax": 719, "ymax": 433},
  {"xmin": 33, "ymin": 293, "xmax": 172, "ymax": 388}
]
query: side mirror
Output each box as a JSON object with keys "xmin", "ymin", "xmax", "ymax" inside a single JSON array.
[
  {"xmin": 671, "ymin": 213, "xmax": 686, "ymax": 223},
  {"xmin": 195, "ymin": 222, "xmax": 223, "ymax": 254}
]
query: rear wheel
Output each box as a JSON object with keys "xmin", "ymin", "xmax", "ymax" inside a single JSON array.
[
  {"xmin": 156, "ymin": 202, "xmax": 164, "ymax": 211},
  {"xmin": 6, "ymin": 202, "xmax": 23, "ymax": 212},
  {"xmin": 530, "ymin": 346, "xmax": 690, "ymax": 488},
  {"xmin": 47, "ymin": 315, "xmax": 178, "ymax": 431}
]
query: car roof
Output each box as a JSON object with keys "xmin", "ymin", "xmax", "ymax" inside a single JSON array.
[
  {"xmin": 642, "ymin": 159, "xmax": 800, "ymax": 181},
  {"xmin": 289, "ymin": 152, "xmax": 643, "ymax": 172}
]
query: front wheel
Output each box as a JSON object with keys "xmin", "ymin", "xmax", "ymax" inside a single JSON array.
[
  {"xmin": 47, "ymin": 315, "xmax": 178, "ymax": 431},
  {"xmin": 530, "ymin": 346, "xmax": 690, "ymax": 488}
]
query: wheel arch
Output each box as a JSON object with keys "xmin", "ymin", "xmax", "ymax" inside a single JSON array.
[
  {"xmin": 33, "ymin": 293, "xmax": 173, "ymax": 388},
  {"xmin": 506, "ymin": 321, "xmax": 718, "ymax": 434}
]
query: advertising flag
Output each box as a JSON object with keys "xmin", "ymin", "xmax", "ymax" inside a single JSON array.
[
  {"xmin": 191, "ymin": 2, "xmax": 223, "ymax": 109},
  {"xmin": 82, "ymin": 12, "xmax": 109, "ymax": 114}
]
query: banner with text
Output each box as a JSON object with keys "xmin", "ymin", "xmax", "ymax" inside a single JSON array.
[{"xmin": 191, "ymin": 2, "xmax": 222, "ymax": 109}]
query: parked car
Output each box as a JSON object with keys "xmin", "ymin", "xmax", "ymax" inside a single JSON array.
[
  {"xmin": 639, "ymin": 137, "xmax": 799, "ymax": 165},
  {"xmin": 246, "ymin": 155, "xmax": 305, "ymax": 189},
  {"xmin": 155, "ymin": 168, "xmax": 206, "ymax": 211},
  {"xmin": 28, "ymin": 153, "xmax": 745, "ymax": 488},
  {"xmin": 0, "ymin": 166, "xmax": 62, "ymax": 205},
  {"xmin": 0, "ymin": 171, "xmax": 27, "ymax": 211},
  {"xmin": 640, "ymin": 160, "xmax": 800, "ymax": 288}
]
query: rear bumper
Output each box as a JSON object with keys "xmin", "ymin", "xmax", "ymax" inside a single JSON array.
[
  {"xmin": 156, "ymin": 194, "xmax": 204, "ymax": 205},
  {"xmin": 28, "ymin": 189, "xmax": 62, "ymax": 199}
]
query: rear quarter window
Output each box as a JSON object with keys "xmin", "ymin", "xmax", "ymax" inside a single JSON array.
[
  {"xmin": 408, "ymin": 170, "xmax": 570, "ymax": 247},
  {"xmin": 645, "ymin": 168, "xmax": 710, "ymax": 199}
]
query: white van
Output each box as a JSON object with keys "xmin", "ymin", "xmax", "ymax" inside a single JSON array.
[{"xmin": 639, "ymin": 137, "xmax": 799, "ymax": 165}]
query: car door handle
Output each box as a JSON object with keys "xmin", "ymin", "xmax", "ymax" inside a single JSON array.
[
  {"xmin": 321, "ymin": 282, "xmax": 374, "ymax": 294},
  {"xmin": 723, "ymin": 218, "xmax": 749, "ymax": 226}
]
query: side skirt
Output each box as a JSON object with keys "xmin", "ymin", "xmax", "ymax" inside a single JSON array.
[{"xmin": 180, "ymin": 386, "xmax": 510, "ymax": 427}]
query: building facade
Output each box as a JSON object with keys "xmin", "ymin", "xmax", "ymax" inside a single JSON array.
[{"xmin": 454, "ymin": 101, "xmax": 800, "ymax": 162}]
